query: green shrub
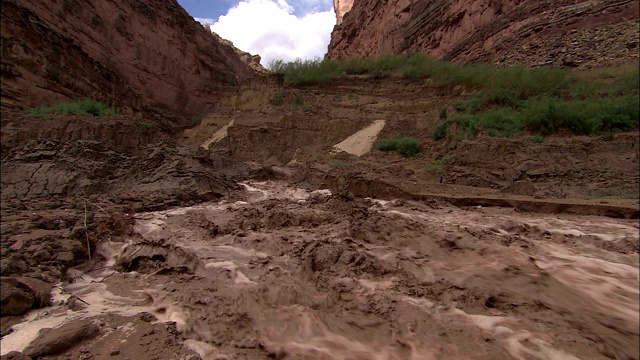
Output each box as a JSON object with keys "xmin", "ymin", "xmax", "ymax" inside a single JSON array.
[
  {"xmin": 432, "ymin": 95, "xmax": 639, "ymax": 139},
  {"xmin": 587, "ymin": 188, "xmax": 639, "ymax": 200},
  {"xmin": 293, "ymin": 93, "xmax": 303, "ymax": 108},
  {"xmin": 432, "ymin": 118, "xmax": 454, "ymax": 140},
  {"xmin": 270, "ymin": 90, "xmax": 284, "ymax": 106},
  {"xmin": 439, "ymin": 108, "xmax": 448, "ymax": 120},
  {"xmin": 27, "ymin": 99, "xmax": 116, "ymax": 117},
  {"xmin": 375, "ymin": 137, "xmax": 420, "ymax": 157},
  {"xmin": 376, "ymin": 138, "xmax": 399, "ymax": 151},
  {"xmin": 426, "ymin": 160, "xmax": 446, "ymax": 175}
]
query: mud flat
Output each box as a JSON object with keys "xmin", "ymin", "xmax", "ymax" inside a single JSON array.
[{"xmin": 2, "ymin": 181, "xmax": 637, "ymax": 359}]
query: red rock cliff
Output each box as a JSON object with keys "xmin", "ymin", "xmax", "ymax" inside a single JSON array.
[
  {"xmin": 1, "ymin": 0, "xmax": 260, "ymax": 116},
  {"xmin": 327, "ymin": 0, "xmax": 640, "ymax": 67}
]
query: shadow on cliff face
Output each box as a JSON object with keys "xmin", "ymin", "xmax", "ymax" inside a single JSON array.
[{"xmin": 0, "ymin": 0, "xmax": 260, "ymax": 118}]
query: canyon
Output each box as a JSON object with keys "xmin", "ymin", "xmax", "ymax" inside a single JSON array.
[{"xmin": 1, "ymin": 1, "xmax": 638, "ymax": 360}]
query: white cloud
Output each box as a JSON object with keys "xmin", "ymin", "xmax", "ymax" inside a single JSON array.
[
  {"xmin": 209, "ymin": 0, "xmax": 335, "ymax": 67},
  {"xmin": 194, "ymin": 17, "xmax": 216, "ymax": 25}
]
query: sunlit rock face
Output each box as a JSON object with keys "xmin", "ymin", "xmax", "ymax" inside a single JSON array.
[
  {"xmin": 327, "ymin": 0, "xmax": 640, "ymax": 68},
  {"xmin": 334, "ymin": 0, "xmax": 354, "ymax": 25}
]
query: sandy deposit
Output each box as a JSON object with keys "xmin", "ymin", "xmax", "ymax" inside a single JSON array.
[{"xmin": 333, "ymin": 119, "xmax": 386, "ymax": 157}]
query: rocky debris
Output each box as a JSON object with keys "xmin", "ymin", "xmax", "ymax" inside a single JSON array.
[
  {"xmin": 138, "ymin": 312, "xmax": 158, "ymax": 322},
  {"xmin": 443, "ymin": 133, "xmax": 640, "ymax": 199},
  {"xmin": 248, "ymin": 166, "xmax": 289, "ymax": 181},
  {"xmin": 0, "ymin": 109, "xmax": 171, "ymax": 152},
  {"xmin": 211, "ymin": 32, "xmax": 268, "ymax": 75},
  {"xmin": 1, "ymin": 230, "xmax": 87, "ymax": 281},
  {"xmin": 1, "ymin": 0, "xmax": 259, "ymax": 116},
  {"xmin": 40, "ymin": 315, "xmax": 204, "ymax": 360},
  {"xmin": 0, "ymin": 352, "xmax": 31, "ymax": 360},
  {"xmin": 299, "ymin": 240, "xmax": 393, "ymax": 277},
  {"xmin": 116, "ymin": 243, "xmax": 203, "ymax": 274},
  {"xmin": 0, "ymin": 284, "xmax": 34, "ymax": 316},
  {"xmin": 501, "ymin": 180, "xmax": 538, "ymax": 197},
  {"xmin": 494, "ymin": 20, "xmax": 640, "ymax": 68},
  {"xmin": 22, "ymin": 319, "xmax": 101, "ymax": 357},
  {"xmin": 327, "ymin": 0, "xmax": 639, "ymax": 68},
  {"xmin": 0, "ymin": 108, "xmax": 240, "ymax": 295},
  {"xmin": 0, "ymin": 139, "xmax": 238, "ymax": 203},
  {"xmin": 1, "ymin": 179, "xmax": 637, "ymax": 359},
  {"xmin": 223, "ymin": 204, "xmax": 336, "ymax": 234},
  {"xmin": 0, "ymin": 258, "xmax": 28, "ymax": 277}
]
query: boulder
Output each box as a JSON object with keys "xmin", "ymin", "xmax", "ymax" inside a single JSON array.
[
  {"xmin": 23, "ymin": 319, "xmax": 100, "ymax": 357},
  {"xmin": 0, "ymin": 277, "xmax": 53, "ymax": 315},
  {"xmin": 0, "ymin": 283, "xmax": 34, "ymax": 316}
]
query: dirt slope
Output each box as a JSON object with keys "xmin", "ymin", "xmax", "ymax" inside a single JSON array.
[
  {"xmin": 327, "ymin": 0, "xmax": 640, "ymax": 68},
  {"xmin": 184, "ymin": 77, "xmax": 640, "ymax": 208},
  {"xmin": 1, "ymin": 0, "xmax": 260, "ymax": 116}
]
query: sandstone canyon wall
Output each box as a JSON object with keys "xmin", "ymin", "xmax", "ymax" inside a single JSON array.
[
  {"xmin": 327, "ymin": 0, "xmax": 640, "ymax": 67},
  {"xmin": 334, "ymin": 0, "xmax": 355, "ymax": 25},
  {"xmin": 1, "ymin": 0, "xmax": 260, "ymax": 116}
]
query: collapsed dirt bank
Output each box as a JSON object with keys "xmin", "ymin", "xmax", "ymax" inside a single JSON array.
[
  {"xmin": 2, "ymin": 181, "xmax": 637, "ymax": 359},
  {"xmin": 183, "ymin": 77, "xmax": 639, "ymax": 204}
]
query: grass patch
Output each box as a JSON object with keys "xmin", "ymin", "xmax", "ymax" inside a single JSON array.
[
  {"xmin": 586, "ymin": 188, "xmax": 639, "ymax": 200},
  {"xmin": 293, "ymin": 93, "xmax": 303, "ymax": 110},
  {"xmin": 36, "ymin": 115, "xmax": 54, "ymax": 121},
  {"xmin": 330, "ymin": 161, "xmax": 351, "ymax": 168},
  {"xmin": 27, "ymin": 99, "xmax": 116, "ymax": 117},
  {"xmin": 268, "ymin": 53, "xmax": 572, "ymax": 91},
  {"xmin": 426, "ymin": 160, "xmax": 446, "ymax": 175},
  {"xmin": 375, "ymin": 137, "xmax": 420, "ymax": 157}
]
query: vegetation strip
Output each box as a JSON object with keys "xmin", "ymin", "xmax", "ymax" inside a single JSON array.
[
  {"xmin": 270, "ymin": 54, "xmax": 639, "ymax": 138},
  {"xmin": 27, "ymin": 100, "xmax": 116, "ymax": 117}
]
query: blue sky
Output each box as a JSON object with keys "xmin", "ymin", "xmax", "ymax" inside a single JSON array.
[
  {"xmin": 176, "ymin": 0, "xmax": 336, "ymax": 66},
  {"xmin": 177, "ymin": 0, "xmax": 333, "ymax": 21},
  {"xmin": 177, "ymin": 0, "xmax": 238, "ymax": 23}
]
